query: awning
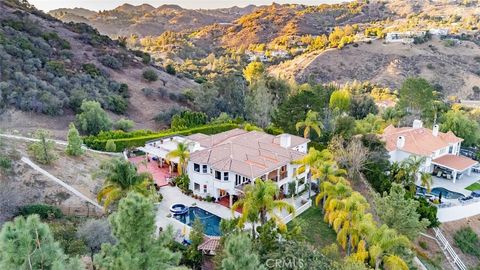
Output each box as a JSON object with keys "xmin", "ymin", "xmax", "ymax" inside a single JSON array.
[
  {"xmin": 136, "ymin": 145, "xmax": 179, "ymax": 163},
  {"xmin": 432, "ymin": 154, "xmax": 478, "ymax": 172},
  {"xmin": 198, "ymin": 236, "xmax": 221, "ymax": 253}
]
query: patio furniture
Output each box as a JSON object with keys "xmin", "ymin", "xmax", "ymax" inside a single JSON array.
[
  {"xmin": 471, "ymin": 190, "xmax": 480, "ymax": 198},
  {"xmin": 446, "ymin": 174, "xmax": 451, "ymax": 180},
  {"xmin": 436, "ymin": 171, "xmax": 442, "ymax": 177}
]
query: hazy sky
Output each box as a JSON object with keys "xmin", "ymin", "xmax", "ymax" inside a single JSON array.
[{"xmin": 29, "ymin": 0, "xmax": 345, "ymax": 12}]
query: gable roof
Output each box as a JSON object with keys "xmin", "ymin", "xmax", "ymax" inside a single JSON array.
[
  {"xmin": 187, "ymin": 129, "xmax": 308, "ymax": 178},
  {"xmin": 381, "ymin": 125, "xmax": 463, "ymax": 156}
]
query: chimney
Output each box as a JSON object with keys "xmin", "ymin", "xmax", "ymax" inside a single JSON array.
[
  {"xmin": 412, "ymin": 119, "xmax": 423, "ymax": 129},
  {"xmin": 432, "ymin": 124, "xmax": 439, "ymax": 137},
  {"xmin": 280, "ymin": 134, "xmax": 291, "ymax": 148},
  {"xmin": 397, "ymin": 136, "xmax": 405, "ymax": 149}
]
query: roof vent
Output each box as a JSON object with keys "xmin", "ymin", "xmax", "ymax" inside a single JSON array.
[
  {"xmin": 280, "ymin": 134, "xmax": 291, "ymax": 148},
  {"xmin": 412, "ymin": 119, "xmax": 423, "ymax": 129},
  {"xmin": 397, "ymin": 136, "xmax": 405, "ymax": 149}
]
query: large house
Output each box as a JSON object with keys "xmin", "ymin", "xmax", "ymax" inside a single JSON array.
[
  {"xmin": 140, "ymin": 129, "xmax": 310, "ymax": 206},
  {"xmin": 381, "ymin": 120, "xmax": 478, "ymax": 183}
]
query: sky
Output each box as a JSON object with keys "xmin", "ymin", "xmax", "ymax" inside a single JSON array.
[{"xmin": 28, "ymin": 0, "xmax": 345, "ymax": 12}]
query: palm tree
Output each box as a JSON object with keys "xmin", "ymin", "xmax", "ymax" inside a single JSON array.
[
  {"xmin": 368, "ymin": 225, "xmax": 410, "ymax": 270},
  {"xmin": 232, "ymin": 179, "xmax": 295, "ymax": 238},
  {"xmin": 295, "ymin": 110, "xmax": 323, "ymax": 139},
  {"xmin": 96, "ymin": 158, "xmax": 155, "ymax": 209},
  {"xmin": 166, "ymin": 141, "xmax": 191, "ymax": 175},
  {"xmin": 420, "ymin": 172, "xmax": 433, "ymax": 192}
]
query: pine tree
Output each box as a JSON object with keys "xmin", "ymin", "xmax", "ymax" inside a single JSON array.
[
  {"xmin": 221, "ymin": 233, "xmax": 265, "ymax": 270},
  {"xmin": 0, "ymin": 215, "xmax": 84, "ymax": 269},
  {"xmin": 94, "ymin": 192, "xmax": 182, "ymax": 269},
  {"xmin": 66, "ymin": 123, "xmax": 84, "ymax": 156},
  {"xmin": 28, "ymin": 129, "xmax": 57, "ymax": 164},
  {"xmin": 186, "ymin": 219, "xmax": 204, "ymax": 268}
]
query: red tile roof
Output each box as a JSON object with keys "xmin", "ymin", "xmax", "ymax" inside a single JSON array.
[
  {"xmin": 381, "ymin": 125, "xmax": 463, "ymax": 155},
  {"xmin": 432, "ymin": 154, "xmax": 478, "ymax": 171}
]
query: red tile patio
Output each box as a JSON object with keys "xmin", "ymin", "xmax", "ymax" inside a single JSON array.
[
  {"xmin": 218, "ymin": 196, "xmax": 242, "ymax": 213},
  {"xmin": 129, "ymin": 156, "xmax": 174, "ymax": 187}
]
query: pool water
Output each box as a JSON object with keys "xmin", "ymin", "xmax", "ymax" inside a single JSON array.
[
  {"xmin": 417, "ymin": 186, "xmax": 465, "ymax": 199},
  {"xmin": 175, "ymin": 207, "xmax": 222, "ymax": 236}
]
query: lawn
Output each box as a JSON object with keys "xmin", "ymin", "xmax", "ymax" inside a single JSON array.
[
  {"xmin": 465, "ymin": 182, "xmax": 480, "ymax": 191},
  {"xmin": 289, "ymin": 206, "xmax": 337, "ymax": 249}
]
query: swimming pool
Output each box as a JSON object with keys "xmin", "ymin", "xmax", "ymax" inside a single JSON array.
[
  {"xmin": 175, "ymin": 207, "xmax": 222, "ymax": 236},
  {"xmin": 417, "ymin": 186, "xmax": 465, "ymax": 199}
]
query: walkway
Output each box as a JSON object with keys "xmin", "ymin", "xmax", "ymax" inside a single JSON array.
[
  {"xmin": 21, "ymin": 157, "xmax": 103, "ymax": 210},
  {"xmin": 129, "ymin": 156, "xmax": 171, "ymax": 187}
]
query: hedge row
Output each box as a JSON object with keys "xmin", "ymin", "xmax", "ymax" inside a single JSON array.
[{"xmin": 84, "ymin": 123, "xmax": 239, "ymax": 151}]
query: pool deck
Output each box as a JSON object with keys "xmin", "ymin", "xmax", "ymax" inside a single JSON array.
[
  {"xmin": 428, "ymin": 172, "xmax": 480, "ymax": 196},
  {"xmin": 129, "ymin": 156, "xmax": 173, "ymax": 187}
]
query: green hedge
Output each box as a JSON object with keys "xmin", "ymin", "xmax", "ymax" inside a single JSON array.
[
  {"xmin": 84, "ymin": 123, "xmax": 239, "ymax": 151},
  {"xmin": 18, "ymin": 204, "xmax": 64, "ymax": 219}
]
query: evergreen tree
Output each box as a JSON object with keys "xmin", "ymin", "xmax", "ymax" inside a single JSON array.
[
  {"xmin": 0, "ymin": 215, "xmax": 83, "ymax": 270},
  {"xmin": 221, "ymin": 233, "xmax": 265, "ymax": 270},
  {"xmin": 76, "ymin": 100, "xmax": 112, "ymax": 135},
  {"xmin": 185, "ymin": 219, "xmax": 204, "ymax": 268},
  {"xmin": 66, "ymin": 123, "xmax": 84, "ymax": 156},
  {"xmin": 94, "ymin": 192, "xmax": 182, "ymax": 269},
  {"xmin": 28, "ymin": 129, "xmax": 58, "ymax": 164}
]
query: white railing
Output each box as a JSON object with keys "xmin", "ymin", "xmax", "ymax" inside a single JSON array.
[
  {"xmin": 433, "ymin": 227, "xmax": 467, "ymax": 270},
  {"xmin": 282, "ymin": 199, "xmax": 312, "ymax": 224}
]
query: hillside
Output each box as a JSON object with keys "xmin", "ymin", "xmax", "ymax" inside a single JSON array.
[
  {"xmin": 269, "ymin": 39, "xmax": 480, "ymax": 99},
  {"xmin": 49, "ymin": 4, "xmax": 256, "ymax": 37},
  {"xmin": 0, "ymin": 0, "xmax": 197, "ymax": 136}
]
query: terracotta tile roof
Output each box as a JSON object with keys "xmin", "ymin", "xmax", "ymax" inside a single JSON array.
[
  {"xmin": 432, "ymin": 154, "xmax": 478, "ymax": 171},
  {"xmin": 198, "ymin": 236, "xmax": 221, "ymax": 252},
  {"xmin": 188, "ymin": 129, "xmax": 308, "ymax": 178},
  {"xmin": 381, "ymin": 125, "xmax": 463, "ymax": 155}
]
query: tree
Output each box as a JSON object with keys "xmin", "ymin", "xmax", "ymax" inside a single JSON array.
[
  {"xmin": 329, "ymin": 136, "xmax": 370, "ymax": 185},
  {"xmin": 105, "ymin": 140, "xmax": 117, "ymax": 152},
  {"xmin": 28, "ymin": 129, "xmax": 57, "ymax": 164},
  {"xmin": 243, "ymin": 61, "xmax": 265, "ymax": 83},
  {"xmin": 0, "ymin": 215, "xmax": 83, "ymax": 270},
  {"xmin": 245, "ymin": 81, "xmax": 274, "ymax": 128},
  {"xmin": 329, "ymin": 89, "xmax": 351, "ymax": 112},
  {"xmin": 94, "ymin": 193, "xmax": 182, "ymax": 269},
  {"xmin": 66, "ymin": 123, "xmax": 84, "ymax": 156},
  {"xmin": 232, "ymin": 179, "xmax": 294, "ymax": 238},
  {"xmin": 398, "ymin": 77, "xmax": 435, "ymax": 115},
  {"xmin": 419, "ymin": 172, "xmax": 432, "ymax": 192},
  {"xmin": 114, "ymin": 118, "xmax": 135, "ymax": 132},
  {"xmin": 374, "ymin": 184, "xmax": 430, "ymax": 240},
  {"xmin": 355, "ymin": 114, "xmax": 386, "ymax": 135},
  {"xmin": 185, "ymin": 219, "xmax": 204, "ymax": 268},
  {"xmin": 367, "ymin": 225, "xmax": 411, "ymax": 270},
  {"xmin": 166, "ymin": 142, "xmax": 191, "ymax": 175},
  {"xmin": 96, "ymin": 158, "xmax": 156, "ymax": 209},
  {"xmin": 77, "ymin": 219, "xmax": 116, "ymax": 270},
  {"xmin": 295, "ymin": 110, "xmax": 323, "ymax": 139},
  {"xmin": 350, "ymin": 95, "xmax": 378, "ymax": 120},
  {"xmin": 221, "ymin": 233, "xmax": 265, "ymax": 270},
  {"xmin": 76, "ymin": 100, "xmax": 112, "ymax": 135},
  {"xmin": 441, "ymin": 109, "xmax": 480, "ymax": 146}
]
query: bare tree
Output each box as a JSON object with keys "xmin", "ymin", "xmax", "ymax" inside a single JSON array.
[{"xmin": 77, "ymin": 219, "xmax": 116, "ymax": 270}]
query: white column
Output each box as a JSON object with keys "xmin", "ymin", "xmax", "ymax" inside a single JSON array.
[
  {"xmin": 452, "ymin": 171, "xmax": 458, "ymax": 183},
  {"xmin": 277, "ymin": 169, "xmax": 280, "ymax": 182},
  {"xmin": 468, "ymin": 168, "xmax": 472, "ymax": 176},
  {"xmin": 229, "ymin": 194, "xmax": 233, "ymax": 208}
]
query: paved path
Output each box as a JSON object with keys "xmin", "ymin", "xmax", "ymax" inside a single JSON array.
[
  {"xmin": 0, "ymin": 133, "xmax": 121, "ymax": 156},
  {"xmin": 21, "ymin": 156, "xmax": 103, "ymax": 210}
]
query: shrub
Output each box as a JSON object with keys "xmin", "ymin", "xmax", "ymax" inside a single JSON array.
[
  {"xmin": 415, "ymin": 197, "xmax": 440, "ymax": 228},
  {"xmin": 82, "ymin": 63, "xmax": 102, "ymax": 77},
  {"xmin": 141, "ymin": 87, "xmax": 154, "ymax": 96},
  {"xmin": 419, "ymin": 241, "xmax": 428, "ymax": 250},
  {"xmin": 165, "ymin": 64, "xmax": 176, "ymax": 75},
  {"xmin": 454, "ymin": 227, "xmax": 480, "ymax": 258},
  {"xmin": 114, "ymin": 118, "xmax": 135, "ymax": 132},
  {"xmin": 170, "ymin": 111, "xmax": 208, "ymax": 130},
  {"xmin": 105, "ymin": 140, "xmax": 116, "ymax": 152},
  {"xmin": 142, "ymin": 69, "xmax": 158, "ymax": 82},
  {"xmin": 18, "ymin": 204, "xmax": 63, "ymax": 219},
  {"xmin": 99, "ymin": 55, "xmax": 122, "ymax": 70}
]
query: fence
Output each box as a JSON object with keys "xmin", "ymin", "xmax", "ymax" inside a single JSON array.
[
  {"xmin": 433, "ymin": 227, "xmax": 467, "ymax": 270},
  {"xmin": 58, "ymin": 204, "xmax": 104, "ymax": 218},
  {"xmin": 282, "ymin": 199, "xmax": 312, "ymax": 224}
]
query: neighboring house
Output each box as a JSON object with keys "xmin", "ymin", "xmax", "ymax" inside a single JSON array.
[
  {"xmin": 270, "ymin": 50, "xmax": 289, "ymax": 58},
  {"xmin": 429, "ymin": 28, "xmax": 449, "ymax": 36},
  {"xmin": 385, "ymin": 31, "xmax": 426, "ymax": 43},
  {"xmin": 245, "ymin": 51, "xmax": 268, "ymax": 62},
  {"xmin": 141, "ymin": 129, "xmax": 310, "ymax": 206},
  {"xmin": 381, "ymin": 120, "xmax": 478, "ymax": 183}
]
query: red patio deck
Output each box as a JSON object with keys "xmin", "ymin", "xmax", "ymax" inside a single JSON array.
[
  {"xmin": 129, "ymin": 156, "xmax": 174, "ymax": 187},
  {"xmin": 218, "ymin": 196, "xmax": 242, "ymax": 213}
]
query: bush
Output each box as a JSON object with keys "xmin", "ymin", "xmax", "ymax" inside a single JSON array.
[
  {"xmin": 415, "ymin": 197, "xmax": 440, "ymax": 228},
  {"xmin": 454, "ymin": 227, "xmax": 480, "ymax": 258},
  {"xmin": 0, "ymin": 156, "xmax": 12, "ymax": 172},
  {"xmin": 99, "ymin": 55, "xmax": 122, "ymax": 70},
  {"xmin": 82, "ymin": 63, "xmax": 102, "ymax": 77},
  {"xmin": 18, "ymin": 204, "xmax": 63, "ymax": 219},
  {"xmin": 170, "ymin": 111, "xmax": 208, "ymax": 130},
  {"xmin": 83, "ymin": 123, "xmax": 239, "ymax": 151},
  {"xmin": 114, "ymin": 118, "xmax": 135, "ymax": 132},
  {"xmin": 141, "ymin": 87, "xmax": 154, "ymax": 96},
  {"xmin": 142, "ymin": 69, "xmax": 158, "ymax": 82},
  {"xmin": 165, "ymin": 64, "xmax": 176, "ymax": 75},
  {"xmin": 105, "ymin": 140, "xmax": 116, "ymax": 152}
]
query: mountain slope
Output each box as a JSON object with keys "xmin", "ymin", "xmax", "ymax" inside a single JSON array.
[
  {"xmin": 269, "ymin": 39, "xmax": 480, "ymax": 99},
  {"xmin": 0, "ymin": 0, "xmax": 197, "ymax": 135}
]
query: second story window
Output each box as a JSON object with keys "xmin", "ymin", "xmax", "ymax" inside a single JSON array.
[
  {"xmin": 202, "ymin": 165, "xmax": 207, "ymax": 173},
  {"xmin": 194, "ymin": 163, "xmax": 200, "ymax": 172},
  {"xmin": 224, "ymin": 172, "xmax": 229, "ymax": 181},
  {"xmin": 215, "ymin": 171, "xmax": 221, "ymax": 180}
]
